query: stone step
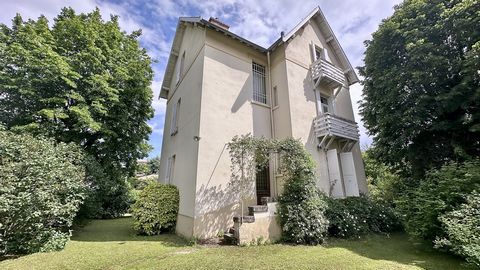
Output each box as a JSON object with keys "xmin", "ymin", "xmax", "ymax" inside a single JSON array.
[
  {"xmin": 223, "ymin": 232, "xmax": 237, "ymax": 245},
  {"xmin": 233, "ymin": 215, "xmax": 255, "ymax": 223},
  {"xmin": 261, "ymin": 197, "xmax": 273, "ymax": 205},
  {"xmin": 248, "ymin": 205, "xmax": 268, "ymax": 216}
]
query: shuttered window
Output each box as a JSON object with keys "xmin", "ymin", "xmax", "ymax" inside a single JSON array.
[
  {"xmin": 165, "ymin": 155, "xmax": 176, "ymax": 184},
  {"xmin": 252, "ymin": 62, "xmax": 267, "ymax": 104},
  {"xmin": 170, "ymin": 98, "xmax": 181, "ymax": 135}
]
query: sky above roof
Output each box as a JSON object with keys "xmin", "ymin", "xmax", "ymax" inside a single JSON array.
[{"xmin": 2, "ymin": 0, "xmax": 402, "ymax": 158}]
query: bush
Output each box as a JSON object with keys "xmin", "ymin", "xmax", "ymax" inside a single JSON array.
[
  {"xmin": 0, "ymin": 130, "xmax": 86, "ymax": 255},
  {"xmin": 131, "ymin": 182, "xmax": 179, "ymax": 235},
  {"xmin": 325, "ymin": 196, "xmax": 400, "ymax": 238},
  {"xmin": 278, "ymin": 139, "xmax": 329, "ymax": 245},
  {"xmin": 396, "ymin": 160, "xmax": 480, "ymax": 240},
  {"xmin": 435, "ymin": 191, "xmax": 480, "ymax": 267}
]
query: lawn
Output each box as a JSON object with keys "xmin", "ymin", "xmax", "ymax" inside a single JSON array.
[{"xmin": 0, "ymin": 217, "xmax": 471, "ymax": 270}]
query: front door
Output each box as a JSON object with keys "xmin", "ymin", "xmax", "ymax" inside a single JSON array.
[{"xmin": 255, "ymin": 165, "xmax": 270, "ymax": 205}]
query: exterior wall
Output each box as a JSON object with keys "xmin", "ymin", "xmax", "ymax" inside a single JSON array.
[
  {"xmin": 282, "ymin": 21, "xmax": 367, "ymax": 195},
  {"xmin": 235, "ymin": 203, "xmax": 281, "ymax": 245},
  {"xmin": 193, "ymin": 29, "xmax": 272, "ymax": 238},
  {"xmin": 270, "ymin": 45, "xmax": 292, "ymax": 195},
  {"xmin": 158, "ymin": 24, "xmax": 206, "ymax": 238},
  {"xmin": 160, "ymin": 17, "xmax": 368, "ymax": 240}
]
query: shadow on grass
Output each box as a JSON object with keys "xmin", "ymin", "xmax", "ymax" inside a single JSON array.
[
  {"xmin": 71, "ymin": 217, "xmax": 188, "ymax": 247},
  {"xmin": 325, "ymin": 233, "xmax": 473, "ymax": 270}
]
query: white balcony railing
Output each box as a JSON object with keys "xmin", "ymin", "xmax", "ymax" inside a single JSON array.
[
  {"xmin": 314, "ymin": 113, "xmax": 359, "ymax": 142},
  {"xmin": 310, "ymin": 58, "xmax": 346, "ymax": 89}
]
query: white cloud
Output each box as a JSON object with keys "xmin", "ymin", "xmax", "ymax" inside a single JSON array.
[
  {"xmin": 3, "ymin": 0, "xmax": 402, "ymax": 150},
  {"xmin": 148, "ymin": 121, "xmax": 164, "ymax": 135},
  {"xmin": 148, "ymin": 0, "xmax": 401, "ymax": 146}
]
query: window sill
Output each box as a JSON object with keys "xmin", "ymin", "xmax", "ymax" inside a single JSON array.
[{"xmin": 250, "ymin": 100, "xmax": 271, "ymax": 109}]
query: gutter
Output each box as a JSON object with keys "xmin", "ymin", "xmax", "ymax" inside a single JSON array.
[{"xmin": 267, "ymin": 51, "xmax": 277, "ymax": 198}]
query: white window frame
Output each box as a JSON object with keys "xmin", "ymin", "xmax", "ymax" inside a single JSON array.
[
  {"xmin": 170, "ymin": 98, "xmax": 181, "ymax": 136},
  {"xmin": 252, "ymin": 62, "xmax": 267, "ymax": 104},
  {"xmin": 315, "ymin": 90, "xmax": 332, "ymax": 115},
  {"xmin": 320, "ymin": 95, "xmax": 330, "ymax": 114}
]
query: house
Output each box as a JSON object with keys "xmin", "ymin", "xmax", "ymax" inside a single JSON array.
[{"xmin": 158, "ymin": 6, "xmax": 368, "ymax": 241}]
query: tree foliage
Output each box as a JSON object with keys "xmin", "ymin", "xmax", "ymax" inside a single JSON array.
[
  {"xmin": 362, "ymin": 149, "xmax": 404, "ymax": 205},
  {"xmin": 359, "ymin": 0, "xmax": 480, "ymax": 177},
  {"xmin": 0, "ymin": 129, "xmax": 86, "ymax": 255},
  {"xmin": 396, "ymin": 160, "xmax": 480, "ymax": 241},
  {"xmin": 147, "ymin": 156, "xmax": 161, "ymax": 175},
  {"xmin": 0, "ymin": 8, "xmax": 154, "ymax": 217}
]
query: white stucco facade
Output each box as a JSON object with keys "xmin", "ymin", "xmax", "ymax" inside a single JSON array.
[{"xmin": 159, "ymin": 7, "xmax": 367, "ymax": 239}]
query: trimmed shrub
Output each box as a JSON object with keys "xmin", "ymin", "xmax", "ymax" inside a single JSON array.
[
  {"xmin": 278, "ymin": 139, "xmax": 329, "ymax": 245},
  {"xmin": 131, "ymin": 182, "xmax": 179, "ymax": 235},
  {"xmin": 435, "ymin": 191, "xmax": 480, "ymax": 267},
  {"xmin": 325, "ymin": 196, "xmax": 400, "ymax": 238},
  {"xmin": 0, "ymin": 130, "xmax": 86, "ymax": 255},
  {"xmin": 396, "ymin": 160, "xmax": 480, "ymax": 240}
]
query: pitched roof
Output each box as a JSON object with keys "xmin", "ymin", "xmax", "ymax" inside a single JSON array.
[{"xmin": 160, "ymin": 6, "xmax": 359, "ymax": 99}]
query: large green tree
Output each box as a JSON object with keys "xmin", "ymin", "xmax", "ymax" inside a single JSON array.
[
  {"xmin": 359, "ymin": 0, "xmax": 480, "ymax": 177},
  {"xmin": 0, "ymin": 8, "xmax": 154, "ymax": 217}
]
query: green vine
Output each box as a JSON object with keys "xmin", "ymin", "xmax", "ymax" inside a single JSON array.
[{"xmin": 227, "ymin": 135, "xmax": 329, "ymax": 244}]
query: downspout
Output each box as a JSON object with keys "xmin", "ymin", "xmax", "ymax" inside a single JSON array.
[{"xmin": 267, "ymin": 51, "xmax": 277, "ymax": 198}]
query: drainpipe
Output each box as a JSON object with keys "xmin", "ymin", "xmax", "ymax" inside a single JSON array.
[{"xmin": 267, "ymin": 51, "xmax": 277, "ymax": 198}]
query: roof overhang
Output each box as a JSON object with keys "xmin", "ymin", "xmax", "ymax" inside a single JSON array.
[
  {"xmin": 160, "ymin": 17, "xmax": 268, "ymax": 99},
  {"xmin": 160, "ymin": 6, "xmax": 359, "ymax": 100},
  {"xmin": 279, "ymin": 7, "xmax": 359, "ymax": 85}
]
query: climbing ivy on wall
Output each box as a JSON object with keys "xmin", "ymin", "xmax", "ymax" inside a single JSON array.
[{"xmin": 227, "ymin": 135, "xmax": 329, "ymax": 244}]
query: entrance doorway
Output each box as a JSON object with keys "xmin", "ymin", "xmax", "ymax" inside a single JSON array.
[{"xmin": 255, "ymin": 165, "xmax": 270, "ymax": 205}]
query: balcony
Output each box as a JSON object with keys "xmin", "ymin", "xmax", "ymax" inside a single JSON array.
[
  {"xmin": 310, "ymin": 58, "xmax": 346, "ymax": 89},
  {"xmin": 313, "ymin": 113, "xmax": 359, "ymax": 150}
]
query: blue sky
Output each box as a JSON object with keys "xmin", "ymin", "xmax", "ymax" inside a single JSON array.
[{"xmin": 2, "ymin": 0, "xmax": 402, "ymax": 159}]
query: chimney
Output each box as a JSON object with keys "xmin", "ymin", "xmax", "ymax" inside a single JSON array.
[{"xmin": 208, "ymin": 17, "xmax": 230, "ymax": 30}]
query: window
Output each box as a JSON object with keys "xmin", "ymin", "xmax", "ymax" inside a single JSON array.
[
  {"xmin": 320, "ymin": 95, "xmax": 329, "ymax": 114},
  {"xmin": 170, "ymin": 98, "xmax": 181, "ymax": 135},
  {"xmin": 273, "ymin": 86, "xmax": 278, "ymax": 107},
  {"xmin": 315, "ymin": 47, "xmax": 322, "ymax": 61},
  {"xmin": 252, "ymin": 62, "xmax": 267, "ymax": 104},
  {"xmin": 175, "ymin": 51, "xmax": 185, "ymax": 85},
  {"xmin": 165, "ymin": 155, "xmax": 176, "ymax": 183}
]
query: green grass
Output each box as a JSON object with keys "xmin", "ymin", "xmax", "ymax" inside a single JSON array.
[{"xmin": 0, "ymin": 217, "xmax": 472, "ymax": 270}]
